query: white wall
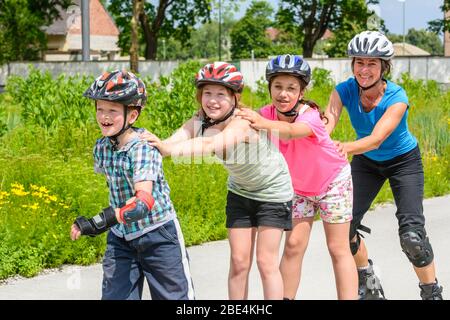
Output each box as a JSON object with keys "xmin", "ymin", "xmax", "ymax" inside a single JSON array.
[{"xmin": 1, "ymin": 57, "xmax": 450, "ymax": 91}]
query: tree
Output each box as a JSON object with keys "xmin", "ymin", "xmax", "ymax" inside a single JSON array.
[
  {"xmin": 230, "ymin": 0, "xmax": 274, "ymax": 60},
  {"xmin": 277, "ymin": 0, "xmax": 379, "ymax": 58},
  {"xmin": 427, "ymin": 0, "xmax": 450, "ymax": 34},
  {"xmin": 0, "ymin": 0, "xmax": 73, "ymax": 64},
  {"xmin": 108, "ymin": 0, "xmax": 212, "ymax": 60},
  {"xmin": 154, "ymin": 0, "xmax": 243, "ymax": 61},
  {"xmin": 130, "ymin": 0, "xmax": 144, "ymax": 73},
  {"xmin": 189, "ymin": 17, "xmax": 236, "ymax": 60},
  {"xmin": 389, "ymin": 29, "xmax": 443, "ymax": 56},
  {"xmin": 324, "ymin": 0, "xmax": 386, "ymax": 57}
]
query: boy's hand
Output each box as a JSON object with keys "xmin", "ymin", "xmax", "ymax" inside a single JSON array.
[
  {"xmin": 115, "ymin": 197, "xmax": 136, "ymax": 224},
  {"xmin": 73, "ymin": 207, "xmax": 118, "ymax": 237},
  {"xmin": 236, "ymin": 108, "xmax": 266, "ymax": 130},
  {"xmin": 70, "ymin": 223, "xmax": 82, "ymax": 241}
]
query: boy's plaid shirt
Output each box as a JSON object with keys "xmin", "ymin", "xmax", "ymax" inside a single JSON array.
[{"xmin": 93, "ymin": 129, "xmax": 175, "ymax": 240}]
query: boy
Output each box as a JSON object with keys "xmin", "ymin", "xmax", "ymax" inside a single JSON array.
[{"xmin": 70, "ymin": 70, "xmax": 194, "ymax": 300}]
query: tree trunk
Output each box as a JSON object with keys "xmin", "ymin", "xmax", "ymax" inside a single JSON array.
[
  {"xmin": 301, "ymin": 2, "xmax": 334, "ymax": 58},
  {"xmin": 143, "ymin": 31, "xmax": 158, "ymax": 60},
  {"xmin": 302, "ymin": 40, "xmax": 314, "ymax": 58},
  {"xmin": 139, "ymin": 11, "xmax": 157, "ymax": 60},
  {"xmin": 130, "ymin": 0, "xmax": 144, "ymax": 73},
  {"xmin": 140, "ymin": 0, "xmax": 169, "ymax": 60}
]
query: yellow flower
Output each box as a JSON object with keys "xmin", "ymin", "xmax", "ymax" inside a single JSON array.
[
  {"xmin": 29, "ymin": 203, "xmax": 39, "ymax": 210},
  {"xmin": 21, "ymin": 205, "xmax": 28, "ymax": 208},
  {"xmin": 432, "ymin": 156, "xmax": 438, "ymax": 161},
  {"xmin": 11, "ymin": 189, "xmax": 30, "ymax": 196},
  {"xmin": 32, "ymin": 191, "xmax": 44, "ymax": 198},
  {"xmin": 39, "ymin": 186, "xmax": 49, "ymax": 194},
  {"xmin": 44, "ymin": 200, "xmax": 51, "ymax": 204},
  {"xmin": 63, "ymin": 205, "xmax": 69, "ymax": 209},
  {"xmin": 11, "ymin": 183, "xmax": 24, "ymax": 190},
  {"xmin": 46, "ymin": 195, "xmax": 57, "ymax": 202},
  {"xmin": 0, "ymin": 191, "xmax": 10, "ymax": 200},
  {"xmin": 30, "ymin": 184, "xmax": 40, "ymax": 191}
]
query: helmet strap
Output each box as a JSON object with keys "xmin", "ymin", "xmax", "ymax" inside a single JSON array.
[
  {"xmin": 275, "ymin": 91, "xmax": 304, "ymax": 120},
  {"xmin": 269, "ymin": 78, "xmax": 305, "ymax": 119},
  {"xmin": 201, "ymin": 96, "xmax": 237, "ymax": 135},
  {"xmin": 108, "ymin": 105, "xmax": 132, "ymax": 151}
]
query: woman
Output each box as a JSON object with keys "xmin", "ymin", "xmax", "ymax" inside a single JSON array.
[{"xmin": 324, "ymin": 30, "xmax": 443, "ymax": 300}]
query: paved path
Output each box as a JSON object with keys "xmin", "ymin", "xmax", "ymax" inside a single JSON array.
[{"xmin": 0, "ymin": 195, "xmax": 449, "ymax": 300}]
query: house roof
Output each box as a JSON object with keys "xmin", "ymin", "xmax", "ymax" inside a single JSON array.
[
  {"xmin": 265, "ymin": 27, "xmax": 280, "ymax": 41},
  {"xmin": 45, "ymin": 0, "xmax": 119, "ymax": 36},
  {"xmin": 320, "ymin": 29, "xmax": 333, "ymax": 40},
  {"xmin": 393, "ymin": 42, "xmax": 430, "ymax": 56}
]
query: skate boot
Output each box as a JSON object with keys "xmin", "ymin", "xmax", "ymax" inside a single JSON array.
[
  {"xmin": 419, "ymin": 279, "xmax": 443, "ymax": 300},
  {"xmin": 358, "ymin": 259, "xmax": 386, "ymax": 300}
]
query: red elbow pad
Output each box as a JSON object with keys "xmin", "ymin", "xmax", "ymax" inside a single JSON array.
[
  {"xmin": 135, "ymin": 190, "xmax": 155, "ymax": 209},
  {"xmin": 119, "ymin": 190, "xmax": 155, "ymax": 223}
]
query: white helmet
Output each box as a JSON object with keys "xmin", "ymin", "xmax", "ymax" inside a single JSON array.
[{"xmin": 347, "ymin": 31, "xmax": 394, "ymax": 60}]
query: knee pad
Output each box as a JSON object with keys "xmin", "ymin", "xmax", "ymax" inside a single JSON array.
[
  {"xmin": 350, "ymin": 233, "xmax": 361, "ymax": 256},
  {"xmin": 350, "ymin": 224, "xmax": 371, "ymax": 256},
  {"xmin": 399, "ymin": 226, "xmax": 434, "ymax": 267}
]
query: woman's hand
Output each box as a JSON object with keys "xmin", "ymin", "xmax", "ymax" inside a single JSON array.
[
  {"xmin": 236, "ymin": 108, "xmax": 267, "ymax": 130},
  {"xmin": 140, "ymin": 131, "xmax": 171, "ymax": 156},
  {"xmin": 334, "ymin": 140, "xmax": 349, "ymax": 159}
]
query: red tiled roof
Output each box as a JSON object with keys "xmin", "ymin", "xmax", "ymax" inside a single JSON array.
[{"xmin": 46, "ymin": 0, "xmax": 119, "ymax": 36}]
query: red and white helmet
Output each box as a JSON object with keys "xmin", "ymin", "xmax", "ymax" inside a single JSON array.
[
  {"xmin": 195, "ymin": 62, "xmax": 244, "ymax": 93},
  {"xmin": 348, "ymin": 31, "xmax": 394, "ymax": 60},
  {"xmin": 84, "ymin": 70, "xmax": 147, "ymax": 108}
]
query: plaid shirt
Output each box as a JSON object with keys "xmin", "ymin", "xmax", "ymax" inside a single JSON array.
[{"xmin": 93, "ymin": 128, "xmax": 175, "ymax": 241}]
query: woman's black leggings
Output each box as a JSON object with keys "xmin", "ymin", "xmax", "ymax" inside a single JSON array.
[{"xmin": 350, "ymin": 145, "xmax": 426, "ymax": 240}]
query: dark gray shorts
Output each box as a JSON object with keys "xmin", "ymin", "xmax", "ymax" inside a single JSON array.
[{"xmin": 225, "ymin": 191, "xmax": 292, "ymax": 230}]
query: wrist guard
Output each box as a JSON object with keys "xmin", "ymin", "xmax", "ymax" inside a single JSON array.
[
  {"xmin": 119, "ymin": 190, "xmax": 155, "ymax": 224},
  {"xmin": 74, "ymin": 206, "xmax": 118, "ymax": 237}
]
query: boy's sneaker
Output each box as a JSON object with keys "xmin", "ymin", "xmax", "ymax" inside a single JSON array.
[
  {"xmin": 358, "ymin": 259, "xmax": 386, "ymax": 300},
  {"xmin": 419, "ymin": 280, "xmax": 443, "ymax": 300}
]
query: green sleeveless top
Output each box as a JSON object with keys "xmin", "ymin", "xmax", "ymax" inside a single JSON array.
[{"xmin": 198, "ymin": 123, "xmax": 293, "ymax": 203}]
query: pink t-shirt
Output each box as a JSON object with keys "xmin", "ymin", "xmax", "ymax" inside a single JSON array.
[{"xmin": 260, "ymin": 104, "xmax": 348, "ymax": 196}]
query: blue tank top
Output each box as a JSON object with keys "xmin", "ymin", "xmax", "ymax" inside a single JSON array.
[{"xmin": 335, "ymin": 77, "xmax": 417, "ymax": 161}]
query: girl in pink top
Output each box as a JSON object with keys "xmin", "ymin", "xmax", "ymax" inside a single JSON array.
[{"xmin": 238, "ymin": 55, "xmax": 358, "ymax": 300}]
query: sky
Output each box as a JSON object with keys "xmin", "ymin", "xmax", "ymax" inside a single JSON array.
[{"xmin": 235, "ymin": 0, "xmax": 444, "ymax": 36}]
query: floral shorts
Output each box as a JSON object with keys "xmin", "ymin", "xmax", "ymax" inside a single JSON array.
[{"xmin": 292, "ymin": 164, "xmax": 353, "ymax": 224}]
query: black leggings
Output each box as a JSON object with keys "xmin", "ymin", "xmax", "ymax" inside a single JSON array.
[{"xmin": 350, "ymin": 145, "xmax": 426, "ymax": 240}]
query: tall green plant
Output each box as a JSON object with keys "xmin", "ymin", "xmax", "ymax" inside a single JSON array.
[
  {"xmin": 138, "ymin": 60, "xmax": 202, "ymax": 138},
  {"xmin": 6, "ymin": 66, "xmax": 95, "ymax": 130}
]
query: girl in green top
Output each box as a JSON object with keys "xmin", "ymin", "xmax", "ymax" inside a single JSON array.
[{"xmin": 144, "ymin": 62, "xmax": 293, "ymax": 299}]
